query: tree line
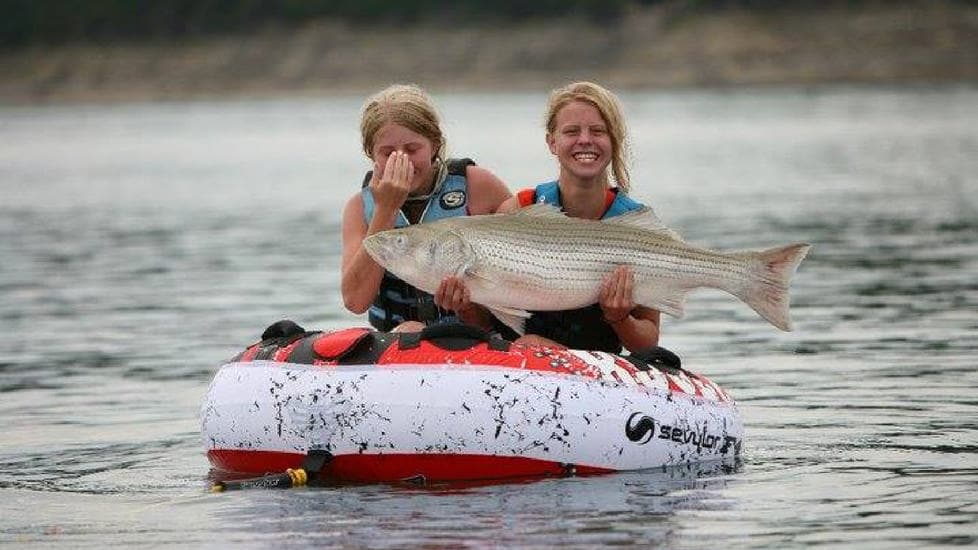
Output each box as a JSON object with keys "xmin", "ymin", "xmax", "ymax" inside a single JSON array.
[{"xmin": 0, "ymin": 0, "xmax": 926, "ymax": 49}]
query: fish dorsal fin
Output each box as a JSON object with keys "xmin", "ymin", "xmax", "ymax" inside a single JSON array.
[
  {"xmin": 603, "ymin": 206, "xmax": 683, "ymax": 240},
  {"xmin": 515, "ymin": 202, "xmax": 682, "ymax": 240},
  {"xmin": 513, "ymin": 203, "xmax": 567, "ymax": 219}
]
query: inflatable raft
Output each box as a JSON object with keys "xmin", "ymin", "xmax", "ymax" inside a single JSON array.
[{"xmin": 201, "ymin": 323, "xmax": 743, "ymax": 484}]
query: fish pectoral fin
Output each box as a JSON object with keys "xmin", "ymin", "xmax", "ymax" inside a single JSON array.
[
  {"xmin": 487, "ymin": 306, "xmax": 532, "ymax": 335},
  {"xmin": 635, "ymin": 284, "xmax": 689, "ymax": 319},
  {"xmin": 462, "ymin": 262, "xmax": 491, "ymax": 281},
  {"xmin": 603, "ymin": 206, "xmax": 683, "ymax": 241},
  {"xmin": 453, "ymin": 234, "xmax": 482, "ymax": 278}
]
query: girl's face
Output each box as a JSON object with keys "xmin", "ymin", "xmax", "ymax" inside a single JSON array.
[
  {"xmin": 371, "ymin": 123, "xmax": 437, "ymax": 193},
  {"xmin": 547, "ymin": 100, "xmax": 612, "ymax": 185}
]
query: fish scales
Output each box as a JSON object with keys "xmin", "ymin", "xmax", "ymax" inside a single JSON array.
[
  {"xmin": 362, "ymin": 204, "xmax": 810, "ymax": 333},
  {"xmin": 470, "ymin": 225, "xmax": 734, "ymax": 294},
  {"xmin": 469, "ymin": 222, "xmax": 741, "ymax": 289}
]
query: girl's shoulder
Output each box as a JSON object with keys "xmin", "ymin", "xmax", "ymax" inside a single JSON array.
[
  {"xmin": 464, "ymin": 164, "xmax": 498, "ymax": 185},
  {"xmin": 341, "ymin": 191, "xmax": 366, "ymax": 223},
  {"xmin": 463, "ymin": 164, "xmax": 512, "ymax": 214}
]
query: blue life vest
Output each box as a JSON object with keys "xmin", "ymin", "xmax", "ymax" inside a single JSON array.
[
  {"xmin": 507, "ymin": 181, "xmax": 646, "ymax": 353},
  {"xmin": 361, "ymin": 158, "xmax": 473, "ymax": 331},
  {"xmin": 529, "ymin": 181, "xmax": 644, "ymax": 219}
]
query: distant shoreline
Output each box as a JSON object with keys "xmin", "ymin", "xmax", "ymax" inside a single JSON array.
[{"xmin": 1, "ymin": 1, "xmax": 975, "ymax": 105}]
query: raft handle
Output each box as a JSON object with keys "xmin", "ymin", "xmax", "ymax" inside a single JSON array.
[
  {"xmin": 627, "ymin": 346, "xmax": 683, "ymax": 372},
  {"xmin": 399, "ymin": 323, "xmax": 511, "ymax": 352}
]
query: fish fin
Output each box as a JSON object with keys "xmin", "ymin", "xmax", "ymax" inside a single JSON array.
[
  {"xmin": 487, "ymin": 306, "xmax": 532, "ymax": 335},
  {"xmin": 513, "ymin": 203, "xmax": 568, "ymax": 219},
  {"xmin": 732, "ymin": 243, "xmax": 811, "ymax": 331},
  {"xmin": 462, "ymin": 263, "xmax": 498, "ymax": 289},
  {"xmin": 604, "ymin": 207, "xmax": 683, "ymax": 241},
  {"xmin": 634, "ymin": 284, "xmax": 689, "ymax": 320},
  {"xmin": 458, "ymin": 257, "xmax": 482, "ymax": 279},
  {"xmin": 464, "ymin": 268, "xmax": 491, "ymax": 282}
]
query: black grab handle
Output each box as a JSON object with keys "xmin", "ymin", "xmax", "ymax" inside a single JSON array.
[
  {"xmin": 420, "ymin": 323, "xmax": 493, "ymax": 342},
  {"xmin": 399, "ymin": 323, "xmax": 510, "ymax": 351},
  {"xmin": 627, "ymin": 346, "xmax": 683, "ymax": 372}
]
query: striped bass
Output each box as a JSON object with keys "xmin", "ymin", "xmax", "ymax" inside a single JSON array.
[{"xmin": 363, "ymin": 204, "xmax": 810, "ymax": 334}]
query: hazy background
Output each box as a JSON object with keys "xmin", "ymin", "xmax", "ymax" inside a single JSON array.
[{"xmin": 1, "ymin": 0, "xmax": 975, "ymax": 104}]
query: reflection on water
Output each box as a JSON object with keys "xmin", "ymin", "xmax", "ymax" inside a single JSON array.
[
  {"xmin": 204, "ymin": 461, "xmax": 740, "ymax": 549},
  {"xmin": 1, "ymin": 86, "xmax": 976, "ymax": 548}
]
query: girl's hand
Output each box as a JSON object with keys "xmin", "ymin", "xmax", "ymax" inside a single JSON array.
[
  {"xmin": 600, "ymin": 266, "xmax": 635, "ymax": 324},
  {"xmin": 434, "ymin": 276, "xmax": 472, "ymax": 313},
  {"xmin": 370, "ymin": 151, "xmax": 413, "ymax": 213}
]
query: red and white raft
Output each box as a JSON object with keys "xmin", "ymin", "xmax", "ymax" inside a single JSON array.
[{"xmin": 201, "ymin": 324, "xmax": 743, "ymax": 483}]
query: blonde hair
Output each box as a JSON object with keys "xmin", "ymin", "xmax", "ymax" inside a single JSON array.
[
  {"xmin": 545, "ymin": 81, "xmax": 631, "ymax": 193},
  {"xmin": 360, "ymin": 84, "xmax": 446, "ymax": 164}
]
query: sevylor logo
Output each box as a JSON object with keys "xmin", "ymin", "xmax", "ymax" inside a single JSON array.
[
  {"xmin": 625, "ymin": 412, "xmax": 741, "ymax": 454},
  {"xmin": 625, "ymin": 412, "xmax": 657, "ymax": 444}
]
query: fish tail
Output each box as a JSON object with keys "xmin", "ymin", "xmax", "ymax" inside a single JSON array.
[{"xmin": 733, "ymin": 243, "xmax": 811, "ymax": 331}]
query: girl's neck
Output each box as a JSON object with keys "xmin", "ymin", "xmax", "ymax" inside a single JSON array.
[
  {"xmin": 407, "ymin": 175, "xmax": 435, "ymax": 199},
  {"xmin": 406, "ymin": 163, "xmax": 442, "ymax": 200},
  {"xmin": 558, "ymin": 175, "xmax": 609, "ymax": 220}
]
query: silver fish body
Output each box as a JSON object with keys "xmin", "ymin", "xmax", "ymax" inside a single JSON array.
[{"xmin": 363, "ymin": 204, "xmax": 810, "ymax": 333}]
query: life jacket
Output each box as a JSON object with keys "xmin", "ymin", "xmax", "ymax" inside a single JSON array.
[
  {"xmin": 361, "ymin": 158, "xmax": 474, "ymax": 331},
  {"xmin": 508, "ymin": 181, "xmax": 646, "ymax": 353},
  {"xmin": 516, "ymin": 180, "xmax": 643, "ymax": 217}
]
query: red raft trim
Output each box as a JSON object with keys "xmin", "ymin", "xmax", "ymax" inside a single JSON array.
[
  {"xmin": 207, "ymin": 449, "xmax": 613, "ymax": 483},
  {"xmin": 312, "ymin": 327, "xmax": 372, "ymax": 361},
  {"xmin": 230, "ymin": 330, "xmax": 734, "ymax": 402}
]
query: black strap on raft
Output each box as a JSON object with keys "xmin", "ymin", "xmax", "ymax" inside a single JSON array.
[
  {"xmin": 398, "ymin": 323, "xmax": 511, "ymax": 352},
  {"xmin": 211, "ymin": 449, "xmax": 334, "ymax": 492},
  {"xmin": 242, "ymin": 319, "xmax": 320, "ymax": 361},
  {"xmin": 261, "ymin": 319, "xmax": 307, "ymax": 340},
  {"xmin": 626, "ymin": 346, "xmax": 683, "ymax": 373}
]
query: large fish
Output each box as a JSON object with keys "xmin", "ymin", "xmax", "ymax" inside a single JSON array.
[{"xmin": 362, "ymin": 204, "xmax": 810, "ymax": 334}]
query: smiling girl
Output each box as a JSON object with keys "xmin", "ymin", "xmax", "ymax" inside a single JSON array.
[{"xmin": 497, "ymin": 81, "xmax": 661, "ymax": 353}]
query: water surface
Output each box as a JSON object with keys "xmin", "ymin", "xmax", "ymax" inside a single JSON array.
[{"xmin": 1, "ymin": 86, "xmax": 976, "ymax": 548}]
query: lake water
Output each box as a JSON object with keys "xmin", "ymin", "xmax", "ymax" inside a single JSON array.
[{"xmin": 1, "ymin": 86, "xmax": 976, "ymax": 548}]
